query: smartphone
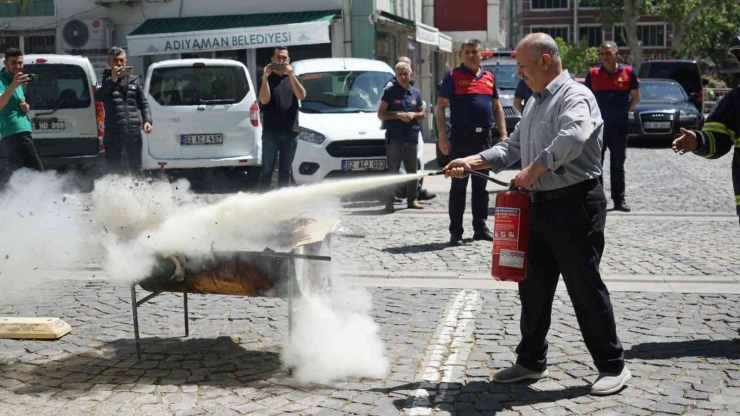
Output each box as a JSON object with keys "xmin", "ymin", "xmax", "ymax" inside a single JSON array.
[
  {"xmin": 25, "ymin": 74, "xmax": 36, "ymax": 83},
  {"xmin": 269, "ymin": 62, "xmax": 286, "ymax": 71},
  {"xmin": 122, "ymin": 66, "xmax": 134, "ymax": 76}
]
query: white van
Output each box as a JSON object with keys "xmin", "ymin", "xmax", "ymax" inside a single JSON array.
[
  {"xmin": 0, "ymin": 54, "xmax": 104, "ymax": 170},
  {"xmin": 142, "ymin": 59, "xmax": 261, "ymax": 177},
  {"xmin": 290, "ymin": 58, "xmax": 424, "ymax": 185}
]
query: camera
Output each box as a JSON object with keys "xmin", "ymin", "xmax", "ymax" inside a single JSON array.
[
  {"xmin": 25, "ymin": 74, "xmax": 36, "ymax": 83},
  {"xmin": 122, "ymin": 66, "xmax": 134, "ymax": 76}
]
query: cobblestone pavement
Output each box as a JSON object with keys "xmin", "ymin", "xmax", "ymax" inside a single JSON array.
[
  {"xmin": 334, "ymin": 147, "xmax": 740, "ymax": 276},
  {"xmin": 1, "ymin": 282, "xmax": 739, "ymax": 415}
]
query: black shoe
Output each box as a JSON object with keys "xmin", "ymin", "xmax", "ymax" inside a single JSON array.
[
  {"xmin": 473, "ymin": 229, "xmax": 493, "ymax": 241},
  {"xmin": 449, "ymin": 234, "xmax": 465, "ymax": 246},
  {"xmin": 613, "ymin": 201, "xmax": 631, "ymax": 212},
  {"xmin": 418, "ymin": 189, "xmax": 438, "ymax": 201}
]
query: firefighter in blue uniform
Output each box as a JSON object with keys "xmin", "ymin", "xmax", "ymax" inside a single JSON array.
[{"xmin": 673, "ymin": 32, "xmax": 740, "ymax": 228}]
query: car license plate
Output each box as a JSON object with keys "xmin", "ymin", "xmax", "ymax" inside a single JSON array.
[
  {"xmin": 32, "ymin": 120, "xmax": 66, "ymax": 131},
  {"xmin": 342, "ymin": 159, "xmax": 386, "ymax": 171},
  {"xmin": 643, "ymin": 122, "xmax": 671, "ymax": 129},
  {"xmin": 181, "ymin": 134, "xmax": 223, "ymax": 145}
]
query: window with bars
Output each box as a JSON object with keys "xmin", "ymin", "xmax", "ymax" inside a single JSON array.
[
  {"xmin": 0, "ymin": 0, "xmax": 55, "ymax": 17},
  {"xmin": 532, "ymin": 26, "xmax": 569, "ymax": 42},
  {"xmin": 614, "ymin": 25, "xmax": 666, "ymax": 48},
  {"xmin": 25, "ymin": 35, "xmax": 55, "ymax": 53},
  {"xmin": 579, "ymin": 26, "xmax": 603, "ymax": 48},
  {"xmin": 531, "ymin": 0, "xmax": 568, "ymax": 9}
]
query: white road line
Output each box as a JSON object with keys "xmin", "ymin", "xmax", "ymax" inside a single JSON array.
[{"xmin": 405, "ymin": 289, "xmax": 481, "ymax": 415}]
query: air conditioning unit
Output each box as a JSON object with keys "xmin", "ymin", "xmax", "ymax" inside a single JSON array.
[{"xmin": 57, "ymin": 18, "xmax": 114, "ymax": 52}]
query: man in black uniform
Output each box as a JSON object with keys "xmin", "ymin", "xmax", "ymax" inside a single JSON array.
[
  {"xmin": 435, "ymin": 39, "xmax": 508, "ymax": 246},
  {"xmin": 673, "ymin": 32, "xmax": 740, "ymax": 227}
]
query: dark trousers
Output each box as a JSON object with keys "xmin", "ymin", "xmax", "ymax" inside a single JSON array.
[
  {"xmin": 259, "ymin": 130, "xmax": 298, "ymax": 192},
  {"xmin": 386, "ymin": 139, "xmax": 418, "ymax": 203},
  {"xmin": 104, "ymin": 134, "xmax": 142, "ymax": 173},
  {"xmin": 600, "ymin": 124, "xmax": 628, "ymax": 203},
  {"xmin": 3, "ymin": 131, "xmax": 43, "ymax": 172},
  {"xmin": 449, "ymin": 127, "xmax": 491, "ymax": 236},
  {"xmin": 515, "ymin": 181, "xmax": 625, "ymax": 374}
]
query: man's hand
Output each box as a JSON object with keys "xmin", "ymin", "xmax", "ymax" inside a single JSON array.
[
  {"xmin": 511, "ymin": 162, "xmax": 548, "ymax": 190},
  {"xmin": 19, "ymin": 100, "xmax": 29, "ymax": 113},
  {"xmin": 111, "ymin": 66, "xmax": 123, "ymax": 83},
  {"xmin": 284, "ymin": 64, "xmax": 294, "ymax": 76},
  {"xmin": 673, "ymin": 127, "xmax": 699, "ymax": 155},
  {"xmin": 498, "ymin": 131, "xmax": 508, "ymax": 142},
  {"xmin": 443, "ymin": 158, "xmax": 472, "ymax": 178},
  {"xmin": 143, "ymin": 122, "xmax": 153, "ymax": 134},
  {"xmin": 398, "ymin": 112, "xmax": 413, "ymax": 123},
  {"xmin": 263, "ymin": 64, "xmax": 274, "ymax": 79},
  {"xmin": 10, "ymin": 72, "xmax": 28, "ymax": 88},
  {"xmin": 438, "ymin": 133, "xmax": 451, "ymax": 156}
]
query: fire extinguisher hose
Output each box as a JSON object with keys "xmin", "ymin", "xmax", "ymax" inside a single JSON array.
[{"xmin": 428, "ymin": 169, "xmax": 511, "ymax": 188}]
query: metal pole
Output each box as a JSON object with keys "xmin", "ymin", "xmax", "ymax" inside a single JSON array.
[
  {"xmin": 287, "ymin": 252, "xmax": 295, "ymax": 376},
  {"xmin": 130, "ymin": 284, "xmax": 142, "ymax": 361},
  {"xmin": 184, "ymin": 293, "xmax": 189, "ymax": 337}
]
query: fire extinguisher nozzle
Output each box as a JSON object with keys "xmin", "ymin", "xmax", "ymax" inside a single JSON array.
[{"xmin": 427, "ymin": 170, "xmax": 446, "ymax": 176}]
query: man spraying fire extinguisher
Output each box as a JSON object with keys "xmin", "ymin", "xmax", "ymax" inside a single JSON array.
[{"xmin": 445, "ymin": 33, "xmax": 630, "ymax": 396}]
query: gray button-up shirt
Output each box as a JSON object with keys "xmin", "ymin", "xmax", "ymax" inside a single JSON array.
[{"xmin": 480, "ymin": 70, "xmax": 604, "ymax": 191}]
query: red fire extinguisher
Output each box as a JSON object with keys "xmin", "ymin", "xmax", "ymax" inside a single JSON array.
[
  {"xmin": 430, "ymin": 169, "xmax": 531, "ymax": 282},
  {"xmin": 491, "ymin": 188, "xmax": 530, "ymax": 282}
]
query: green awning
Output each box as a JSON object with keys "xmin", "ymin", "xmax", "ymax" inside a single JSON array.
[
  {"xmin": 378, "ymin": 11, "xmax": 415, "ymax": 28},
  {"xmin": 127, "ymin": 10, "xmax": 340, "ymax": 55}
]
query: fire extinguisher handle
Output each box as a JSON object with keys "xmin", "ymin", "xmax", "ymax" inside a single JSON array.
[{"xmin": 428, "ymin": 169, "xmax": 510, "ymax": 187}]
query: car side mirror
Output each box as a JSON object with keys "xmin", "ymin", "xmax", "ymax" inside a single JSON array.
[{"xmin": 688, "ymin": 92, "xmax": 699, "ymax": 102}]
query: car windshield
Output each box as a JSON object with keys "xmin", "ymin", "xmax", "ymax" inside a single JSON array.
[
  {"xmin": 484, "ymin": 64, "xmax": 519, "ymax": 90},
  {"xmin": 640, "ymin": 82, "xmax": 687, "ymax": 101},
  {"xmin": 299, "ymin": 71, "xmax": 392, "ymax": 113},
  {"xmin": 148, "ymin": 66, "xmax": 249, "ymax": 106},
  {"xmin": 23, "ymin": 64, "xmax": 92, "ymax": 110}
]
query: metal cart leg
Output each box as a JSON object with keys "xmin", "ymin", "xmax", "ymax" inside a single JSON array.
[
  {"xmin": 130, "ymin": 284, "xmax": 142, "ymax": 361},
  {"xmin": 184, "ymin": 293, "xmax": 189, "ymax": 337}
]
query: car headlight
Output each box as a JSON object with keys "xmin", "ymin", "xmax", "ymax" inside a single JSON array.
[
  {"xmin": 628, "ymin": 111, "xmax": 635, "ymax": 120},
  {"xmin": 298, "ymin": 128, "xmax": 326, "ymax": 144},
  {"xmin": 679, "ymin": 110, "xmax": 697, "ymax": 120}
]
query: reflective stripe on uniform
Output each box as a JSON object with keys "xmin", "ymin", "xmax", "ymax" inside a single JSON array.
[
  {"xmin": 703, "ymin": 131, "xmax": 717, "ymax": 158},
  {"xmin": 736, "ymin": 195, "xmax": 740, "ymax": 206}
]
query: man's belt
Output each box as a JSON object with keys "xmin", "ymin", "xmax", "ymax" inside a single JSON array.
[
  {"xmin": 529, "ymin": 178, "xmax": 600, "ymax": 203},
  {"xmin": 451, "ymin": 126, "xmax": 491, "ymax": 133}
]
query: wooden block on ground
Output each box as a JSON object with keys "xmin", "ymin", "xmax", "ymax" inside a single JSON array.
[{"xmin": 0, "ymin": 317, "xmax": 71, "ymax": 340}]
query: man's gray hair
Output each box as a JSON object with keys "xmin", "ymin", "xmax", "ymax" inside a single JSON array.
[
  {"xmin": 395, "ymin": 61, "xmax": 412, "ymax": 72},
  {"xmin": 599, "ymin": 41, "xmax": 618, "ymax": 51},
  {"xmin": 460, "ymin": 38, "xmax": 482, "ymax": 52},
  {"xmin": 107, "ymin": 46, "xmax": 125, "ymax": 57},
  {"xmin": 517, "ymin": 33, "xmax": 561, "ymax": 64}
]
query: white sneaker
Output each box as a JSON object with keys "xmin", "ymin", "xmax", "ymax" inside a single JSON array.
[
  {"xmin": 492, "ymin": 364, "xmax": 549, "ymax": 384},
  {"xmin": 590, "ymin": 367, "xmax": 631, "ymax": 396}
]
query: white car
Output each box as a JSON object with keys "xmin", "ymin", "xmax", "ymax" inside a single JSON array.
[
  {"xmin": 141, "ymin": 59, "xmax": 261, "ymax": 178},
  {"xmin": 0, "ymin": 54, "xmax": 103, "ymax": 170},
  {"xmin": 291, "ymin": 58, "xmax": 424, "ymax": 185}
]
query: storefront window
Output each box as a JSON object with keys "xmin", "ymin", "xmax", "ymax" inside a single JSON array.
[{"xmin": 0, "ymin": 0, "xmax": 54, "ymax": 17}]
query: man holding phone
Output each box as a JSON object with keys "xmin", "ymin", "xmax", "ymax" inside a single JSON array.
[
  {"xmin": 95, "ymin": 46, "xmax": 152, "ymax": 174},
  {"xmin": 258, "ymin": 46, "xmax": 306, "ymax": 191},
  {"xmin": 0, "ymin": 48, "xmax": 43, "ymax": 174}
]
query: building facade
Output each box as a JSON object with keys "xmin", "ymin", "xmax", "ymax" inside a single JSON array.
[
  {"xmin": 0, "ymin": 0, "xmax": 449, "ymax": 138},
  {"xmin": 515, "ymin": 0, "xmax": 673, "ymax": 63}
]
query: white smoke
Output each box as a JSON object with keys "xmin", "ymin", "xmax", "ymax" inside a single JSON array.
[
  {"xmin": 281, "ymin": 269, "xmax": 390, "ymax": 384},
  {"xmin": 0, "ymin": 169, "xmax": 89, "ymax": 303}
]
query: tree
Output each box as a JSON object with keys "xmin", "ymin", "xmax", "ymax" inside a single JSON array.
[
  {"xmin": 654, "ymin": 0, "xmax": 715, "ymax": 57},
  {"xmin": 679, "ymin": 0, "xmax": 740, "ymax": 80},
  {"xmin": 598, "ymin": 0, "xmax": 650, "ymax": 68},
  {"xmin": 555, "ymin": 37, "xmax": 599, "ymax": 76}
]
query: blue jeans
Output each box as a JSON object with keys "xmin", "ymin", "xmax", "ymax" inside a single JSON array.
[{"xmin": 259, "ymin": 130, "xmax": 298, "ymax": 192}]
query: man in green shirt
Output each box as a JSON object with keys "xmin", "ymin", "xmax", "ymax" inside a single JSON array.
[{"xmin": 0, "ymin": 48, "xmax": 43, "ymax": 173}]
